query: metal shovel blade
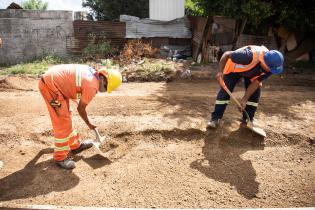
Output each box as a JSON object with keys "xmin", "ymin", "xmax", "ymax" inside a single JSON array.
[
  {"xmin": 92, "ymin": 141, "xmax": 102, "ymax": 153},
  {"xmin": 248, "ymin": 122, "xmax": 267, "ymax": 137},
  {"xmin": 93, "ymin": 128, "xmax": 105, "ymax": 153}
]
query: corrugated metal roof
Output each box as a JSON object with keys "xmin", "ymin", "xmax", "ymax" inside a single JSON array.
[{"xmin": 121, "ymin": 15, "xmax": 192, "ymax": 39}]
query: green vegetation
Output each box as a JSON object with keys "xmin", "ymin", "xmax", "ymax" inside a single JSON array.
[
  {"xmin": 0, "ymin": 55, "xmax": 81, "ymax": 75},
  {"xmin": 185, "ymin": 0, "xmax": 204, "ymax": 16},
  {"xmin": 82, "ymin": 33, "xmax": 115, "ymax": 60},
  {"xmin": 22, "ymin": 0, "xmax": 48, "ymax": 10},
  {"xmin": 127, "ymin": 59, "xmax": 176, "ymax": 81},
  {"xmin": 186, "ymin": 0, "xmax": 315, "ymax": 35},
  {"xmin": 83, "ymin": 0, "xmax": 149, "ymax": 21}
]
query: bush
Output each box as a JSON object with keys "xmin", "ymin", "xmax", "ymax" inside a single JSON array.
[
  {"xmin": 125, "ymin": 59, "xmax": 176, "ymax": 81},
  {"xmin": 82, "ymin": 32, "xmax": 116, "ymax": 60}
]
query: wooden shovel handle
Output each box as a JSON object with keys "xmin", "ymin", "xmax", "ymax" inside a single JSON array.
[
  {"xmin": 93, "ymin": 128, "xmax": 102, "ymax": 143},
  {"xmin": 218, "ymin": 77, "xmax": 251, "ymax": 122}
]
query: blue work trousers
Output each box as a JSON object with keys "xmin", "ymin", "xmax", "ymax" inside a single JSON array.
[{"xmin": 211, "ymin": 73, "xmax": 261, "ymax": 122}]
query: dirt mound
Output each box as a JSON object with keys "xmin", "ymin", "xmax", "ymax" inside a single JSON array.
[
  {"xmin": 0, "ymin": 78, "xmax": 15, "ymax": 90},
  {"xmin": 264, "ymin": 131, "xmax": 312, "ymax": 147},
  {"xmin": 97, "ymin": 128, "xmax": 313, "ymax": 156},
  {"xmin": 0, "ymin": 76, "xmax": 36, "ymax": 91}
]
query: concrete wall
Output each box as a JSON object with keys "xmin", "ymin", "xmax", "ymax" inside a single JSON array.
[{"xmin": 0, "ymin": 9, "xmax": 73, "ymax": 65}]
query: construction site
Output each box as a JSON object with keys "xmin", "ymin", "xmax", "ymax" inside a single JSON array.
[
  {"xmin": 0, "ymin": 0, "xmax": 315, "ymax": 209},
  {"xmin": 0, "ymin": 66, "xmax": 314, "ymax": 208}
]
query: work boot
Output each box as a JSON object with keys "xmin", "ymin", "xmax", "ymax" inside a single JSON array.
[
  {"xmin": 56, "ymin": 158, "xmax": 75, "ymax": 170},
  {"xmin": 240, "ymin": 119, "xmax": 256, "ymax": 129},
  {"xmin": 240, "ymin": 121, "xmax": 249, "ymax": 129},
  {"xmin": 71, "ymin": 141, "xmax": 93, "ymax": 154},
  {"xmin": 206, "ymin": 119, "xmax": 219, "ymax": 129}
]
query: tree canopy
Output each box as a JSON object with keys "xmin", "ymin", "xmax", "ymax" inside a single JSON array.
[
  {"xmin": 22, "ymin": 0, "xmax": 48, "ymax": 10},
  {"xmin": 83, "ymin": 0, "xmax": 149, "ymax": 21},
  {"xmin": 185, "ymin": 0, "xmax": 315, "ymax": 34}
]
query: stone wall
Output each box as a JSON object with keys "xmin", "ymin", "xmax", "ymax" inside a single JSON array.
[{"xmin": 0, "ymin": 9, "xmax": 73, "ymax": 65}]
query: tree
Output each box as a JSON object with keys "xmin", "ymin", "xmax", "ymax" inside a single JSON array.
[
  {"xmin": 22, "ymin": 0, "xmax": 48, "ymax": 10},
  {"xmin": 82, "ymin": 0, "xmax": 149, "ymax": 21},
  {"xmin": 185, "ymin": 0, "xmax": 315, "ymax": 35},
  {"xmin": 185, "ymin": 0, "xmax": 204, "ymax": 16}
]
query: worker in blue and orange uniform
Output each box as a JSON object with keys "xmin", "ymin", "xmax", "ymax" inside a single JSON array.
[
  {"xmin": 39, "ymin": 64, "xmax": 122, "ymax": 169},
  {"xmin": 207, "ymin": 45, "xmax": 284, "ymax": 129}
]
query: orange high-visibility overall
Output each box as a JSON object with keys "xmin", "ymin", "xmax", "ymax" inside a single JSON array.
[{"xmin": 38, "ymin": 64, "xmax": 99, "ymax": 161}]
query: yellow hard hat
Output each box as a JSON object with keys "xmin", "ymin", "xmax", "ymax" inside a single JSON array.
[{"xmin": 98, "ymin": 67, "xmax": 122, "ymax": 93}]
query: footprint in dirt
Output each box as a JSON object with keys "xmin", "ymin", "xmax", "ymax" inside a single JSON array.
[{"xmin": 0, "ymin": 148, "xmax": 79, "ymax": 201}]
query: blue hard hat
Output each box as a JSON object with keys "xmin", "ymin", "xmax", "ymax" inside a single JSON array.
[{"xmin": 264, "ymin": 50, "xmax": 284, "ymax": 74}]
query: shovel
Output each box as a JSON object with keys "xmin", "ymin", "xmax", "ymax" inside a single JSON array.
[
  {"xmin": 92, "ymin": 128, "xmax": 105, "ymax": 153},
  {"xmin": 219, "ymin": 77, "xmax": 266, "ymax": 137}
]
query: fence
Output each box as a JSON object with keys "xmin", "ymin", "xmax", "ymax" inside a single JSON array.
[{"xmin": 67, "ymin": 20, "xmax": 126, "ymax": 54}]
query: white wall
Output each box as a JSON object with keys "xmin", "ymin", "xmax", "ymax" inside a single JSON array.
[{"xmin": 149, "ymin": 0, "xmax": 185, "ymax": 21}]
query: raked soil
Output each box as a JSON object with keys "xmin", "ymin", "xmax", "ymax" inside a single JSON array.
[{"xmin": 0, "ymin": 73, "xmax": 314, "ymax": 208}]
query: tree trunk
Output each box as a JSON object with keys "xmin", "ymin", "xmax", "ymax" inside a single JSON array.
[{"xmin": 285, "ymin": 37, "xmax": 315, "ymax": 64}]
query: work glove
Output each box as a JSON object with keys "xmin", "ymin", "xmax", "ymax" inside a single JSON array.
[{"xmin": 50, "ymin": 99, "xmax": 61, "ymax": 109}]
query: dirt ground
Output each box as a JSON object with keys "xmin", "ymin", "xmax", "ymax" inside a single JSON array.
[{"xmin": 0, "ymin": 70, "xmax": 314, "ymax": 208}]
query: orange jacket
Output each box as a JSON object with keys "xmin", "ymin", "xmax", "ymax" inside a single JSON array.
[{"xmin": 223, "ymin": 45, "xmax": 271, "ymax": 75}]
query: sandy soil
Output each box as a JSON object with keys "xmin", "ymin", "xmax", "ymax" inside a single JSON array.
[{"xmin": 0, "ymin": 72, "xmax": 314, "ymax": 208}]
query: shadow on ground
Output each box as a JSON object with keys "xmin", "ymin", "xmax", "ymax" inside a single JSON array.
[
  {"xmin": 0, "ymin": 148, "xmax": 79, "ymax": 201},
  {"xmin": 191, "ymin": 127, "xmax": 265, "ymax": 199},
  {"xmin": 147, "ymin": 76, "xmax": 315, "ymax": 126},
  {"xmin": 114, "ymin": 126, "xmax": 265, "ymax": 199},
  {"xmin": 0, "ymin": 148, "xmax": 111, "ymax": 202}
]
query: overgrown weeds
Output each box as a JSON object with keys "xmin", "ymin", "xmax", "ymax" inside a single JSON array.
[
  {"xmin": 0, "ymin": 55, "xmax": 81, "ymax": 75},
  {"xmin": 118, "ymin": 40, "xmax": 159, "ymax": 65},
  {"xmin": 82, "ymin": 32, "xmax": 118, "ymax": 61},
  {"xmin": 124, "ymin": 58, "xmax": 177, "ymax": 81}
]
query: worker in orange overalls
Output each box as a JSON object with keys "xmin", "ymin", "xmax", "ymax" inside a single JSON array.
[
  {"xmin": 39, "ymin": 64, "xmax": 122, "ymax": 169},
  {"xmin": 207, "ymin": 45, "xmax": 284, "ymax": 129}
]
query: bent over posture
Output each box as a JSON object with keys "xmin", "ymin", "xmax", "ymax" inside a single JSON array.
[
  {"xmin": 207, "ymin": 45, "xmax": 284, "ymax": 129},
  {"xmin": 39, "ymin": 64, "xmax": 122, "ymax": 169}
]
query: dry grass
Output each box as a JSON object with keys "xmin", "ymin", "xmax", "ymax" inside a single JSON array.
[{"xmin": 118, "ymin": 40, "xmax": 159, "ymax": 65}]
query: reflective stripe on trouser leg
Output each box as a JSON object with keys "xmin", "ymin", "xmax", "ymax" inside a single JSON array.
[
  {"xmin": 211, "ymin": 73, "xmax": 241, "ymax": 120},
  {"xmin": 243, "ymin": 78, "xmax": 261, "ymax": 122},
  {"xmin": 38, "ymin": 81, "xmax": 80, "ymax": 161},
  {"xmin": 243, "ymin": 102, "xmax": 258, "ymax": 122},
  {"xmin": 246, "ymin": 101, "xmax": 258, "ymax": 107},
  {"xmin": 211, "ymin": 87, "xmax": 232, "ymax": 120},
  {"xmin": 53, "ymin": 130, "xmax": 80, "ymax": 160},
  {"xmin": 215, "ymin": 100, "xmax": 230, "ymax": 105}
]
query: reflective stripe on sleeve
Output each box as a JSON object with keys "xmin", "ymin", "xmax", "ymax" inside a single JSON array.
[{"xmin": 76, "ymin": 68, "xmax": 82, "ymax": 100}]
